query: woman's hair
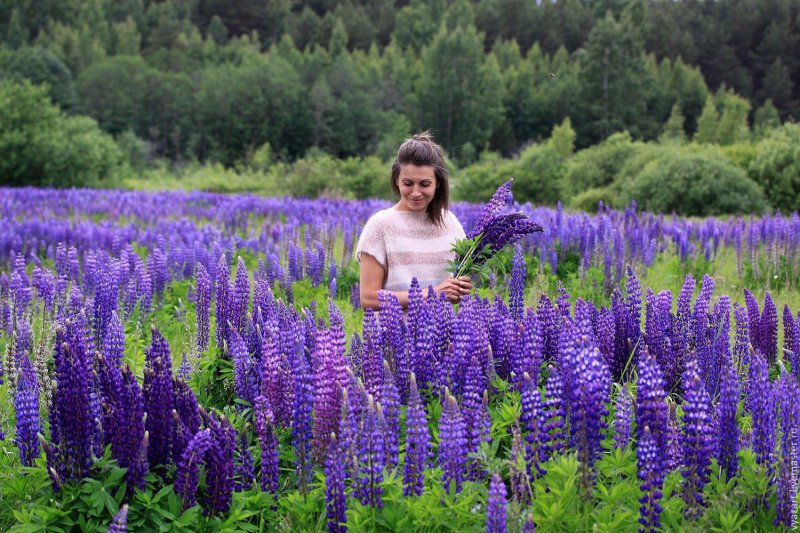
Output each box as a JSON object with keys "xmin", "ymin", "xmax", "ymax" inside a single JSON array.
[{"xmin": 390, "ymin": 131, "xmax": 450, "ymax": 227}]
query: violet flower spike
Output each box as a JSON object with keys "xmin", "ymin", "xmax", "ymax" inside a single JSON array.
[
  {"xmin": 175, "ymin": 429, "xmax": 213, "ymax": 510},
  {"xmin": 638, "ymin": 425, "xmax": 664, "ymax": 533},
  {"xmin": 439, "ymin": 391, "xmax": 468, "ymax": 494},
  {"xmin": 325, "ymin": 433, "xmax": 347, "ymax": 533},
  {"xmin": 486, "ymin": 473, "xmax": 508, "ymax": 533},
  {"xmin": 680, "ymin": 357, "xmax": 715, "ymax": 519},
  {"xmin": 107, "ymin": 504, "xmax": 129, "ymax": 533},
  {"xmin": 403, "ymin": 373, "xmax": 431, "ymax": 497},
  {"xmin": 14, "ymin": 354, "xmax": 40, "ymax": 467}
]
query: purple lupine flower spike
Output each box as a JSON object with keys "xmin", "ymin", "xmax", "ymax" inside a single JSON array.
[
  {"xmin": 290, "ymin": 344, "xmax": 314, "ymax": 492},
  {"xmin": 215, "ymin": 255, "xmax": 230, "ymax": 354},
  {"xmin": 732, "ymin": 303, "xmax": 750, "ymax": 377},
  {"xmin": 680, "ymin": 357, "xmax": 715, "ymax": 519},
  {"xmin": 486, "ymin": 473, "xmax": 508, "ymax": 533},
  {"xmin": 231, "ymin": 256, "xmax": 250, "ymax": 335},
  {"xmin": 760, "ymin": 292, "xmax": 778, "ymax": 365},
  {"xmin": 522, "ymin": 514, "xmax": 536, "ymax": 533},
  {"xmin": 173, "ymin": 378, "xmax": 201, "ymax": 461},
  {"xmin": 51, "ymin": 330, "xmax": 95, "ymax": 482},
  {"xmin": 107, "ymin": 504, "xmax": 129, "ymax": 533},
  {"xmin": 541, "ymin": 364, "xmax": 568, "ymax": 458},
  {"xmin": 521, "ymin": 372, "xmax": 546, "ymax": 479},
  {"xmin": 175, "ymin": 429, "xmax": 213, "ymax": 510},
  {"xmin": 614, "ymin": 385, "xmax": 633, "ymax": 450},
  {"xmin": 112, "ymin": 365, "xmax": 147, "ymax": 494},
  {"xmin": 463, "ymin": 355, "xmax": 487, "ymax": 478},
  {"xmin": 143, "ymin": 327, "xmax": 175, "ymax": 468},
  {"xmin": 403, "ymin": 373, "xmax": 431, "ymax": 497},
  {"xmin": 469, "ymin": 179, "xmax": 515, "ymax": 239},
  {"xmin": 354, "ymin": 395, "xmax": 385, "ymax": 508},
  {"xmin": 716, "ymin": 360, "xmax": 740, "ymax": 479},
  {"xmin": 638, "ymin": 425, "xmax": 664, "ymax": 533},
  {"xmin": 196, "ymin": 263, "xmax": 211, "ymax": 352},
  {"xmin": 635, "ymin": 347, "xmax": 669, "ymax": 466},
  {"xmin": 254, "ymin": 395, "xmax": 280, "ymax": 493},
  {"xmin": 15, "ymin": 354, "xmax": 40, "ymax": 466},
  {"xmin": 439, "ymin": 390, "xmax": 468, "ymax": 494},
  {"xmin": 228, "ymin": 329, "xmax": 256, "ymax": 406},
  {"xmin": 570, "ymin": 343, "xmax": 611, "ymax": 493},
  {"xmin": 234, "ymin": 429, "xmax": 255, "ymax": 492},
  {"xmin": 325, "ymin": 433, "xmax": 347, "ymax": 533},
  {"xmin": 380, "ymin": 361, "xmax": 400, "ymax": 469},
  {"xmin": 509, "ymin": 244, "xmax": 526, "ymax": 322},
  {"xmin": 782, "ymin": 304, "xmax": 795, "ymax": 366},
  {"xmin": 202, "ymin": 413, "xmax": 237, "ymax": 516},
  {"xmin": 748, "ymin": 349, "xmax": 775, "ymax": 478},
  {"xmin": 743, "ymin": 288, "xmax": 763, "ymax": 367},
  {"xmin": 103, "ymin": 311, "xmax": 125, "ymax": 368}
]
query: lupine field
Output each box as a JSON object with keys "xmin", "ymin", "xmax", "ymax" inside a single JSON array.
[{"xmin": 1, "ymin": 187, "xmax": 799, "ymax": 532}]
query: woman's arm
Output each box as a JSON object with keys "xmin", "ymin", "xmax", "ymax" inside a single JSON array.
[
  {"xmin": 359, "ymin": 253, "xmax": 472, "ymax": 310},
  {"xmin": 359, "ymin": 252, "xmax": 391, "ymax": 309}
]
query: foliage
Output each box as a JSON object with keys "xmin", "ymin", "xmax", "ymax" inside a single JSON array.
[
  {"xmin": 0, "ymin": 45, "xmax": 77, "ymax": 109},
  {"xmin": 623, "ymin": 150, "xmax": 768, "ymax": 216},
  {"xmin": 560, "ymin": 131, "xmax": 643, "ymax": 200},
  {"xmin": 747, "ymin": 123, "xmax": 800, "ymax": 213},
  {"xmin": 0, "ymin": 79, "xmax": 121, "ymax": 187}
]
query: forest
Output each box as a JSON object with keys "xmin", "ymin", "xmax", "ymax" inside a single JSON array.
[{"xmin": 0, "ymin": 0, "xmax": 799, "ymax": 213}]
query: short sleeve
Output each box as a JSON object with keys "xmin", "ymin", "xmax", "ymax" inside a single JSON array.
[{"xmin": 356, "ymin": 214, "xmax": 388, "ymax": 270}]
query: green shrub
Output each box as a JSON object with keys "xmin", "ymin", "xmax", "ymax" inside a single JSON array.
[
  {"xmin": 340, "ymin": 155, "xmax": 392, "ymax": 199},
  {"xmin": 0, "ymin": 46, "xmax": 77, "ymax": 109},
  {"xmin": 570, "ymin": 186, "xmax": 617, "ymax": 212},
  {"xmin": 279, "ymin": 150, "xmax": 346, "ymax": 198},
  {"xmin": 560, "ymin": 132, "xmax": 643, "ymax": 199},
  {"xmin": 452, "ymin": 151, "xmax": 513, "ymax": 202},
  {"xmin": 719, "ymin": 142, "xmax": 758, "ymax": 172},
  {"xmin": 747, "ymin": 123, "xmax": 800, "ymax": 213},
  {"xmin": 0, "ymin": 80, "xmax": 122, "ymax": 187},
  {"xmin": 455, "ymin": 141, "xmax": 567, "ymax": 206},
  {"xmin": 623, "ymin": 152, "xmax": 767, "ymax": 216}
]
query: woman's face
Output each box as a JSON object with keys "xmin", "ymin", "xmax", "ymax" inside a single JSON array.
[{"xmin": 395, "ymin": 164, "xmax": 437, "ymax": 213}]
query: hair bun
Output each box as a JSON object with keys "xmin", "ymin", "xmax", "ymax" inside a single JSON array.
[{"xmin": 410, "ymin": 130, "xmax": 435, "ymax": 143}]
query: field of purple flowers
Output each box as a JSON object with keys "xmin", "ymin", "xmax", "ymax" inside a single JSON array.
[{"xmin": 0, "ymin": 187, "xmax": 798, "ymax": 532}]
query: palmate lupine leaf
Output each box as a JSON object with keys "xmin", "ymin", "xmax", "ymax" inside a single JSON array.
[{"xmin": 448, "ymin": 180, "xmax": 543, "ymax": 281}]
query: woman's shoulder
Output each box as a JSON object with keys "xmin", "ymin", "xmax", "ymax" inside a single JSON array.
[
  {"xmin": 364, "ymin": 208, "xmax": 397, "ymax": 227},
  {"xmin": 361, "ymin": 208, "xmax": 399, "ymax": 235}
]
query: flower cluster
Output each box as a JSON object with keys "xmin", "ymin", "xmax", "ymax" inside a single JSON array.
[{"xmin": 449, "ymin": 179, "xmax": 543, "ymax": 280}]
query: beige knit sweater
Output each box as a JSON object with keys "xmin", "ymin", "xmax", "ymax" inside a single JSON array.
[{"xmin": 356, "ymin": 208, "xmax": 466, "ymax": 292}]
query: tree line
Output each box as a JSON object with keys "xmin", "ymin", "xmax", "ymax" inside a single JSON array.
[{"xmin": 0, "ymin": 0, "xmax": 798, "ymax": 190}]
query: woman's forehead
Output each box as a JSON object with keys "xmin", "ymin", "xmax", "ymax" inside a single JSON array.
[{"xmin": 398, "ymin": 164, "xmax": 436, "ymax": 180}]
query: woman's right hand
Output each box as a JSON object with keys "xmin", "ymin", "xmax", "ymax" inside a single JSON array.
[{"xmin": 435, "ymin": 276, "xmax": 473, "ymax": 303}]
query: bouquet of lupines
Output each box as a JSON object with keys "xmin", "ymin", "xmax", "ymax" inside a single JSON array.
[{"xmin": 448, "ymin": 179, "xmax": 543, "ymax": 281}]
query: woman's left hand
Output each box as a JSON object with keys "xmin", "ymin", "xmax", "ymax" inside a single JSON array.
[{"xmin": 456, "ymin": 276, "xmax": 472, "ymax": 296}]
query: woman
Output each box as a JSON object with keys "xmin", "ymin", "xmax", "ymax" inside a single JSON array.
[{"xmin": 357, "ymin": 132, "xmax": 472, "ymax": 309}]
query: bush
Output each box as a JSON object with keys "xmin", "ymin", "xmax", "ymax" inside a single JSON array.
[
  {"xmin": 340, "ymin": 156, "xmax": 392, "ymax": 200},
  {"xmin": 569, "ymin": 186, "xmax": 617, "ymax": 212},
  {"xmin": 560, "ymin": 132, "xmax": 644, "ymax": 199},
  {"xmin": 453, "ymin": 151, "xmax": 516, "ymax": 202},
  {"xmin": 623, "ymin": 152, "xmax": 767, "ymax": 216},
  {"xmin": 455, "ymin": 141, "xmax": 567, "ymax": 206},
  {"xmin": 278, "ymin": 150, "xmax": 345, "ymax": 198},
  {"xmin": 41, "ymin": 115, "xmax": 122, "ymax": 188},
  {"xmin": 747, "ymin": 123, "xmax": 800, "ymax": 213},
  {"xmin": 0, "ymin": 80, "xmax": 122, "ymax": 187},
  {"xmin": 0, "ymin": 46, "xmax": 77, "ymax": 109}
]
